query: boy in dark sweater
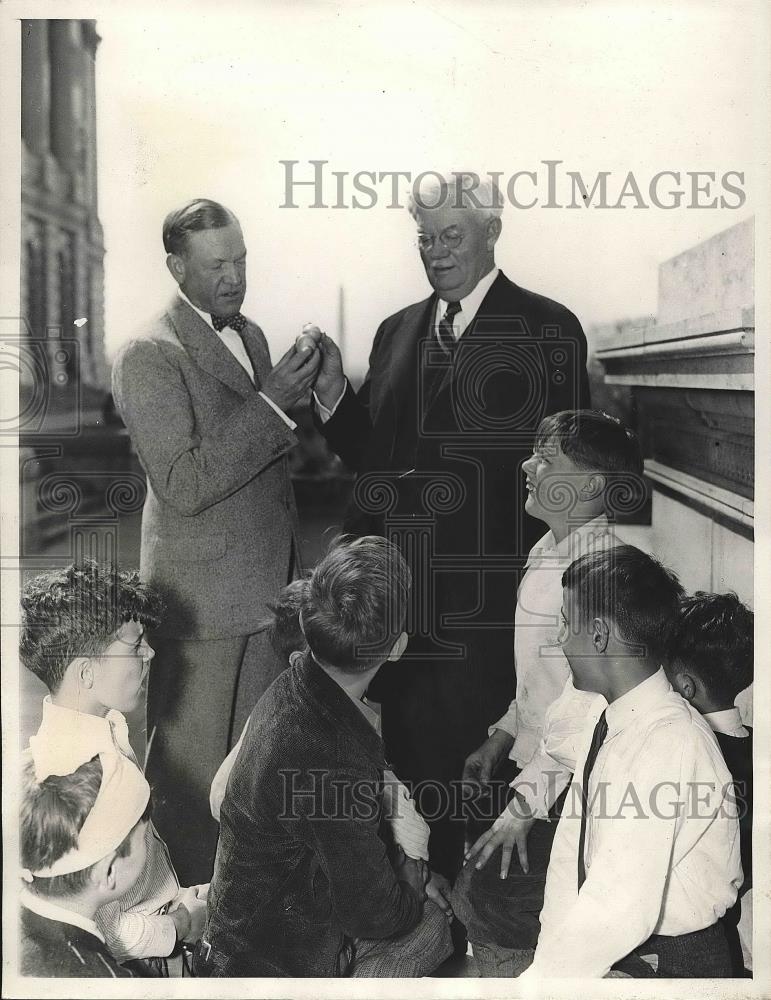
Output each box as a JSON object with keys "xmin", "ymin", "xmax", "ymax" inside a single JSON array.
[{"xmin": 664, "ymin": 591, "xmax": 753, "ymax": 975}]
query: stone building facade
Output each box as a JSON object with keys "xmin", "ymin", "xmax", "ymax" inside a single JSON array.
[
  {"xmin": 595, "ymin": 217, "xmax": 754, "ymax": 719},
  {"xmin": 21, "ymin": 19, "xmax": 108, "ymax": 408},
  {"xmin": 19, "ymin": 20, "xmax": 140, "ymax": 558}
]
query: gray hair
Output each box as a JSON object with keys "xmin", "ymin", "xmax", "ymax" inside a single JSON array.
[{"xmin": 407, "ymin": 171, "xmax": 504, "ymax": 222}]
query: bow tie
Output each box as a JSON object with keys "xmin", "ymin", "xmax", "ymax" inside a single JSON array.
[{"xmin": 211, "ymin": 312, "xmax": 247, "ymax": 333}]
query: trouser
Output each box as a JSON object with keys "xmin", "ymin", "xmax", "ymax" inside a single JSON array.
[
  {"xmin": 610, "ymin": 921, "xmax": 733, "ymax": 978},
  {"xmin": 193, "ymin": 902, "xmax": 453, "ymax": 978},
  {"xmin": 146, "ymin": 630, "xmax": 285, "ymax": 886},
  {"xmin": 348, "ymin": 901, "xmax": 453, "ymax": 977},
  {"xmin": 452, "ymin": 770, "xmax": 565, "ymax": 977}
]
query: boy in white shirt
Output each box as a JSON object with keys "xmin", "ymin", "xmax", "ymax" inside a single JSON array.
[
  {"xmin": 20, "ymin": 561, "xmax": 207, "ymax": 967},
  {"xmin": 455, "ymin": 409, "xmax": 642, "ymax": 975},
  {"xmin": 521, "ymin": 546, "xmax": 742, "ymax": 978}
]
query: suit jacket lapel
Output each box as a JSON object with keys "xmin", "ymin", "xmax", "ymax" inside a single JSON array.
[
  {"xmin": 167, "ymin": 296, "xmax": 256, "ymax": 398},
  {"xmin": 389, "ymin": 294, "xmax": 436, "ymax": 416},
  {"xmin": 239, "ymin": 324, "xmax": 272, "ymax": 386}
]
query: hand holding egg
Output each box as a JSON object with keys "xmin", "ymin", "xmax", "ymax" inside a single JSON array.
[{"xmin": 296, "ymin": 323, "xmax": 323, "ymax": 354}]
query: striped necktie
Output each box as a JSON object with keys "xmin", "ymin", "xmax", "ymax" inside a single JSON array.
[{"xmin": 437, "ymin": 301, "xmax": 461, "ymax": 356}]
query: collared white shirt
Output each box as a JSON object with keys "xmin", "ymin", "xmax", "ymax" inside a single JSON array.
[
  {"xmin": 33, "ymin": 696, "xmax": 137, "ymax": 769},
  {"xmin": 21, "ymin": 887, "xmax": 105, "ymax": 943},
  {"xmin": 513, "ymin": 682, "xmax": 752, "ymax": 819},
  {"xmin": 524, "ymin": 668, "xmax": 742, "ymax": 979},
  {"xmin": 491, "ymin": 515, "xmax": 616, "ymax": 770},
  {"xmin": 704, "ymin": 707, "xmax": 749, "ymax": 738},
  {"xmin": 31, "ymin": 699, "xmax": 179, "ymax": 962},
  {"xmin": 316, "ymin": 267, "xmax": 500, "ymax": 422},
  {"xmin": 433, "ymin": 265, "xmax": 499, "ymax": 340},
  {"xmin": 177, "ymin": 289, "xmax": 296, "ymax": 431}
]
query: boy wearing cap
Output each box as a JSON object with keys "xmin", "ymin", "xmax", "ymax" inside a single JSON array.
[
  {"xmin": 20, "ymin": 562, "xmax": 206, "ymax": 964},
  {"xmin": 20, "ymin": 753, "xmax": 152, "ymax": 978}
]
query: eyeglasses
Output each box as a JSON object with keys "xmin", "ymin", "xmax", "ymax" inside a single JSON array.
[{"xmin": 416, "ymin": 228, "xmax": 464, "ymax": 252}]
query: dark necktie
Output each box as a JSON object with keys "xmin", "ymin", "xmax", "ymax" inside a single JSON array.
[
  {"xmin": 437, "ymin": 301, "xmax": 461, "ymax": 356},
  {"xmin": 210, "ymin": 312, "xmax": 247, "ymax": 333},
  {"xmin": 577, "ymin": 709, "xmax": 608, "ymax": 891}
]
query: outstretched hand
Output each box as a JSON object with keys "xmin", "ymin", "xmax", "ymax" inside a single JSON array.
[{"xmin": 464, "ymin": 792, "xmax": 536, "ymax": 879}]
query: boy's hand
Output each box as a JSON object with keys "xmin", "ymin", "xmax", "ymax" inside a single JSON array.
[
  {"xmin": 425, "ymin": 871, "xmax": 454, "ymax": 921},
  {"xmin": 183, "ymin": 894, "xmax": 208, "ymax": 943},
  {"xmin": 462, "ymin": 729, "xmax": 515, "ymax": 789},
  {"xmin": 169, "ymin": 902, "xmax": 191, "ymax": 942},
  {"xmin": 170, "ymin": 886, "xmax": 208, "ymax": 943},
  {"xmin": 393, "ymin": 848, "xmax": 428, "ymax": 902},
  {"xmin": 464, "ymin": 792, "xmax": 536, "ymax": 878}
]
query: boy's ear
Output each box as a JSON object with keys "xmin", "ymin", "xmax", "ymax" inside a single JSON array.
[
  {"xmin": 579, "ymin": 473, "xmax": 606, "ymax": 503},
  {"xmin": 90, "ymin": 853, "xmax": 117, "ymax": 894},
  {"xmin": 670, "ymin": 669, "xmax": 697, "ymax": 704},
  {"xmin": 387, "ymin": 631, "xmax": 408, "ymax": 662},
  {"xmin": 592, "ymin": 617, "xmax": 610, "ymax": 654},
  {"xmin": 74, "ymin": 657, "xmax": 95, "ymax": 690}
]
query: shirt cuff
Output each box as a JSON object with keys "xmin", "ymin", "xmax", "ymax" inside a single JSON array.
[
  {"xmin": 489, "ymin": 703, "xmax": 517, "ymax": 740},
  {"xmin": 258, "ymin": 391, "xmax": 297, "ymax": 431},
  {"xmin": 509, "ymin": 752, "xmax": 571, "ymax": 820},
  {"xmin": 313, "ymin": 384, "xmax": 347, "ymax": 423}
]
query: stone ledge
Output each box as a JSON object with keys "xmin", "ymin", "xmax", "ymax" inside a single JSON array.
[{"xmin": 644, "ymin": 459, "xmax": 753, "ymax": 530}]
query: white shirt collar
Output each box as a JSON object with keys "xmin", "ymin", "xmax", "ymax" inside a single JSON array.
[
  {"xmin": 38, "ymin": 697, "xmax": 133, "ymax": 759},
  {"xmin": 437, "ymin": 266, "xmax": 499, "ymax": 331},
  {"xmin": 529, "ymin": 513, "xmax": 611, "ymax": 565},
  {"xmin": 177, "ymin": 288, "xmax": 216, "ymax": 330},
  {"xmin": 20, "ymin": 887, "xmax": 105, "ymax": 943},
  {"xmin": 605, "ymin": 666, "xmax": 673, "ymax": 737},
  {"xmin": 703, "ymin": 707, "xmax": 749, "ymax": 738}
]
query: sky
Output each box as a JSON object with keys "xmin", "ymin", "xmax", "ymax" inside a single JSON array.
[{"xmin": 95, "ymin": 0, "xmax": 764, "ymax": 378}]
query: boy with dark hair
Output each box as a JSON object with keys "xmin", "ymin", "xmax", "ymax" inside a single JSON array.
[
  {"xmin": 664, "ymin": 592, "xmax": 754, "ymax": 974},
  {"xmin": 455, "ymin": 410, "xmax": 642, "ymax": 974},
  {"xmin": 20, "ymin": 752, "xmax": 152, "ymax": 978},
  {"xmin": 521, "ymin": 546, "xmax": 742, "ymax": 978},
  {"xmin": 20, "ymin": 561, "xmax": 206, "ymax": 964},
  {"xmin": 200, "ymin": 536, "xmax": 452, "ymax": 977},
  {"xmin": 210, "ymin": 576, "xmax": 436, "ymax": 881}
]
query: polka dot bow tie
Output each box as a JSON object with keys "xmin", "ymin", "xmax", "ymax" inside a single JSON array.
[{"xmin": 211, "ymin": 312, "xmax": 247, "ymax": 333}]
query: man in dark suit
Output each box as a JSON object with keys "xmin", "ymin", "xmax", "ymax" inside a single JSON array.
[
  {"xmin": 112, "ymin": 200, "xmax": 320, "ymax": 885},
  {"xmin": 313, "ymin": 173, "xmax": 590, "ymax": 892}
]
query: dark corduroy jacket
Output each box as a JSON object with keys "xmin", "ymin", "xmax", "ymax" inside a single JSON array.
[{"xmin": 205, "ymin": 654, "xmax": 423, "ymax": 977}]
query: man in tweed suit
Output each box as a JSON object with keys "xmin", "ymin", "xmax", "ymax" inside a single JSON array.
[{"xmin": 112, "ymin": 199, "xmax": 320, "ymax": 884}]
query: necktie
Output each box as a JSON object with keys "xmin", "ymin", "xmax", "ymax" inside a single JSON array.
[
  {"xmin": 577, "ymin": 709, "xmax": 608, "ymax": 891},
  {"xmin": 211, "ymin": 312, "xmax": 247, "ymax": 333},
  {"xmin": 437, "ymin": 301, "xmax": 461, "ymax": 356}
]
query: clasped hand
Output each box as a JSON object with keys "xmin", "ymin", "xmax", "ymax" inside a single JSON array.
[{"xmin": 261, "ymin": 330, "xmax": 345, "ymax": 414}]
